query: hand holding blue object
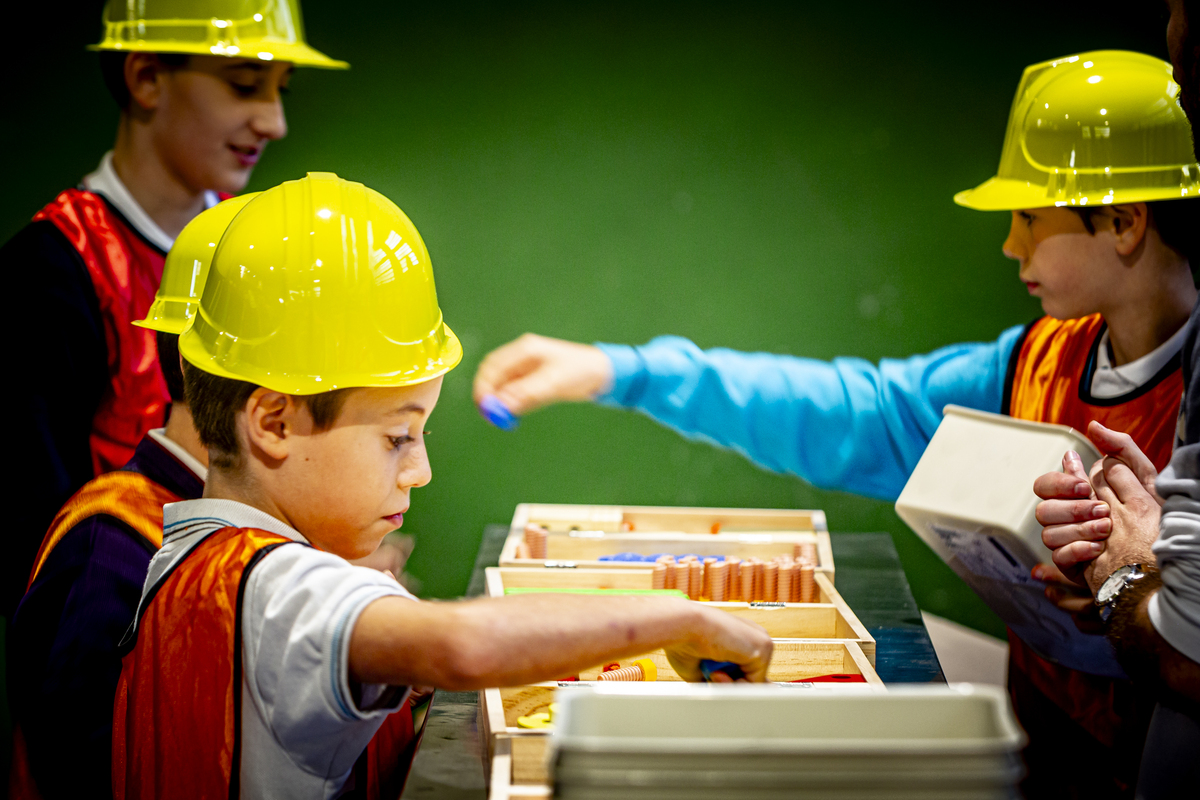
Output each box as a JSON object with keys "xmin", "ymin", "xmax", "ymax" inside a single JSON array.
[
  {"xmin": 478, "ymin": 395, "xmax": 519, "ymax": 431},
  {"xmin": 700, "ymin": 660, "xmax": 746, "ymax": 682}
]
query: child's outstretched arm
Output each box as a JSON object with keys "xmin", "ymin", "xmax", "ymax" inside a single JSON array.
[{"xmin": 349, "ymin": 594, "xmax": 773, "ymax": 690}]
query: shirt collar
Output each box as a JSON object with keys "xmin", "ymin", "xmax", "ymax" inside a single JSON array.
[
  {"xmin": 1094, "ymin": 323, "xmax": 1188, "ymax": 388},
  {"xmin": 163, "ymin": 497, "xmax": 309, "ymax": 544},
  {"xmin": 81, "ymin": 151, "xmax": 220, "ymax": 253},
  {"xmin": 146, "ymin": 428, "xmax": 209, "ymax": 482}
]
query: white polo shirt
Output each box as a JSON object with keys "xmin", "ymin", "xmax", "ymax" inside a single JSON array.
[{"xmin": 143, "ymin": 498, "xmax": 414, "ymax": 799}]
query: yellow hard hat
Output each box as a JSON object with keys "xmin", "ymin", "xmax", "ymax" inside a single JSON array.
[
  {"xmin": 955, "ymin": 50, "xmax": 1200, "ymax": 210},
  {"xmin": 90, "ymin": 0, "xmax": 348, "ymax": 69},
  {"xmin": 179, "ymin": 172, "xmax": 462, "ymax": 394},
  {"xmin": 134, "ymin": 194, "xmax": 258, "ymax": 334}
]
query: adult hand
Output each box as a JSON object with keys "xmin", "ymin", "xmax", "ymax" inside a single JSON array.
[
  {"xmin": 1035, "ymin": 421, "xmax": 1162, "ymax": 583},
  {"xmin": 1036, "ymin": 451, "xmax": 1110, "ymax": 584},
  {"xmin": 664, "ymin": 610, "xmax": 773, "ymax": 683},
  {"xmin": 1085, "ymin": 421, "xmax": 1163, "ymax": 504},
  {"xmin": 473, "ymin": 334, "xmax": 614, "ymax": 416},
  {"xmin": 1082, "ymin": 456, "xmax": 1162, "ymax": 594}
]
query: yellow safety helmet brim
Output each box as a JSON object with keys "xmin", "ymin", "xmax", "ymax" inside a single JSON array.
[
  {"xmin": 132, "ymin": 306, "xmax": 191, "ymax": 335},
  {"xmin": 954, "ymin": 176, "xmax": 1199, "ymax": 211},
  {"xmin": 178, "ymin": 318, "xmax": 463, "ymax": 393},
  {"xmin": 88, "ymin": 40, "xmax": 347, "ymax": 70},
  {"xmin": 954, "ymin": 50, "xmax": 1200, "ymax": 210}
]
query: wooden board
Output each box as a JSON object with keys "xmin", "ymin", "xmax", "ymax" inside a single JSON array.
[
  {"xmin": 501, "ymin": 503, "xmax": 834, "ymax": 580},
  {"xmin": 485, "ymin": 567, "xmax": 874, "ymax": 664},
  {"xmin": 481, "ymin": 640, "xmax": 882, "ymax": 796}
]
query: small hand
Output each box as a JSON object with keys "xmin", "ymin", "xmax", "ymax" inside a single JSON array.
[
  {"xmin": 664, "ymin": 611, "xmax": 772, "ymax": 683},
  {"xmin": 1035, "ymin": 451, "xmax": 1110, "ymax": 584},
  {"xmin": 472, "ymin": 334, "xmax": 614, "ymax": 417}
]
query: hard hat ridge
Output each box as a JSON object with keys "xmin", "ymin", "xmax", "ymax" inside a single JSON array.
[{"xmin": 179, "ymin": 172, "xmax": 462, "ymax": 394}]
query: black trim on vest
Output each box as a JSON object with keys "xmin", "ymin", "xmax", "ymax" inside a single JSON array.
[
  {"xmin": 92, "ymin": 193, "xmax": 170, "ymax": 257},
  {"xmin": 230, "ymin": 541, "xmax": 292, "ymax": 800},
  {"xmin": 1001, "ymin": 320, "xmax": 1038, "ymax": 416},
  {"xmin": 1077, "ymin": 321, "xmax": 1184, "ymax": 407}
]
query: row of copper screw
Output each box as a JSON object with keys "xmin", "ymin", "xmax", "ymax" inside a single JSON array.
[
  {"xmin": 518, "ymin": 525, "xmax": 820, "ymax": 603},
  {"xmin": 650, "ymin": 545, "xmax": 818, "ymax": 603}
]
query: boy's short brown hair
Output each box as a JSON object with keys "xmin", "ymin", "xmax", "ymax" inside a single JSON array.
[
  {"xmin": 182, "ymin": 360, "xmax": 354, "ymax": 469},
  {"xmin": 1070, "ymin": 200, "xmax": 1200, "ymax": 282},
  {"xmin": 99, "ymin": 52, "xmax": 188, "ymax": 110}
]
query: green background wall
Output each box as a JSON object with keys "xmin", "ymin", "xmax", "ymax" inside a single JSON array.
[{"xmin": 3, "ymin": 1, "xmax": 1175, "ymax": 641}]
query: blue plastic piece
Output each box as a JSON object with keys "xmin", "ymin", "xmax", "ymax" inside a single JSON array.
[
  {"xmin": 700, "ymin": 660, "xmax": 746, "ymax": 682},
  {"xmin": 478, "ymin": 395, "xmax": 519, "ymax": 431}
]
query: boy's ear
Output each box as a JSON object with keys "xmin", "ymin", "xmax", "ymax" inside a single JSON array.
[
  {"xmin": 1110, "ymin": 202, "xmax": 1149, "ymax": 257},
  {"xmin": 243, "ymin": 389, "xmax": 298, "ymax": 462},
  {"xmin": 124, "ymin": 53, "xmax": 169, "ymax": 112}
]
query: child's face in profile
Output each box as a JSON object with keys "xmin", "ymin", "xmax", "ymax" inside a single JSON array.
[
  {"xmin": 281, "ymin": 377, "xmax": 443, "ymax": 560},
  {"xmin": 1001, "ymin": 205, "xmax": 1132, "ymax": 321}
]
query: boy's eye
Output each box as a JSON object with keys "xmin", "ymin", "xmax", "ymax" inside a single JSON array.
[
  {"xmin": 231, "ymin": 82, "xmax": 258, "ymax": 97},
  {"xmin": 1018, "ymin": 211, "xmax": 1034, "ymax": 226},
  {"xmin": 387, "ymin": 435, "xmax": 414, "ymax": 450}
]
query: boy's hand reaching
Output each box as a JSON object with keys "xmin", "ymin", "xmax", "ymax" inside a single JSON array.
[
  {"xmin": 664, "ymin": 611, "xmax": 773, "ymax": 683},
  {"xmin": 473, "ymin": 334, "xmax": 613, "ymax": 417}
]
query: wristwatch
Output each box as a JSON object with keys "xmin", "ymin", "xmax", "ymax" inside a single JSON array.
[{"xmin": 1095, "ymin": 564, "xmax": 1147, "ymax": 623}]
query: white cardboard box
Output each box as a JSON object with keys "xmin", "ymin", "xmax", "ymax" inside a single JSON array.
[{"xmin": 895, "ymin": 405, "xmax": 1123, "ymax": 676}]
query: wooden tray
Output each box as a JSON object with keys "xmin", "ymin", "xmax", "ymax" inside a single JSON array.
[
  {"xmin": 502, "ymin": 503, "xmax": 834, "ymax": 580},
  {"xmin": 481, "ymin": 640, "xmax": 881, "ymax": 796},
  {"xmin": 485, "ymin": 567, "xmax": 874, "ymax": 664}
]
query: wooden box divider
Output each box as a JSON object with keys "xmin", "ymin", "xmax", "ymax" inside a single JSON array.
[
  {"xmin": 501, "ymin": 503, "xmax": 834, "ymax": 580},
  {"xmin": 485, "ymin": 567, "xmax": 874, "ymax": 665}
]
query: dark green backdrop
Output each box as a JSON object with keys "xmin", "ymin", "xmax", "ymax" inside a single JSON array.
[{"xmin": 3, "ymin": 2, "xmax": 1174, "ymax": 639}]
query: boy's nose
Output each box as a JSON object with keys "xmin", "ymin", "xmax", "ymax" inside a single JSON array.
[
  {"xmin": 251, "ymin": 100, "xmax": 288, "ymax": 142},
  {"xmin": 1002, "ymin": 215, "xmax": 1026, "ymax": 262},
  {"xmin": 401, "ymin": 449, "xmax": 433, "ymax": 490}
]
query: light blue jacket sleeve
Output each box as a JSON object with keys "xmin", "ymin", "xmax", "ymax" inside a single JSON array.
[{"xmin": 595, "ymin": 326, "xmax": 1026, "ymax": 502}]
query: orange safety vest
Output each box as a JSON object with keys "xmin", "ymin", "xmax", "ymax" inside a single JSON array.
[
  {"xmin": 34, "ymin": 190, "xmax": 170, "ymax": 477},
  {"xmin": 1005, "ymin": 313, "xmax": 1182, "ymax": 747},
  {"xmin": 9, "ymin": 470, "xmax": 181, "ymax": 800},
  {"xmin": 113, "ymin": 526, "xmax": 428, "ymax": 800}
]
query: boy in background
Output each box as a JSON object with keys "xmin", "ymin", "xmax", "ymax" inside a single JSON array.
[
  {"xmin": 473, "ymin": 51, "xmax": 1200, "ymax": 795},
  {"xmin": 7, "ymin": 196, "xmax": 250, "ymax": 799},
  {"xmin": 2, "ymin": 0, "xmax": 346, "ymax": 617},
  {"xmin": 113, "ymin": 172, "xmax": 772, "ymax": 798}
]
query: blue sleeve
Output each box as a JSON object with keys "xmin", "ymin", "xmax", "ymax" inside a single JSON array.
[{"xmin": 596, "ymin": 326, "xmax": 1026, "ymax": 502}]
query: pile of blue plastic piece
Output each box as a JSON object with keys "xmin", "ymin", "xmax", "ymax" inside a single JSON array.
[{"xmin": 597, "ymin": 553, "xmax": 727, "ymax": 563}]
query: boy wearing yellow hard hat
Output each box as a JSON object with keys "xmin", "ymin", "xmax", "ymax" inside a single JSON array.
[
  {"xmin": 110, "ymin": 172, "xmax": 772, "ymax": 798},
  {"xmin": 1, "ymin": 0, "xmax": 345, "ymax": 621},
  {"xmin": 473, "ymin": 51, "xmax": 1199, "ymax": 794},
  {"xmin": 6, "ymin": 195, "xmax": 252, "ymax": 800}
]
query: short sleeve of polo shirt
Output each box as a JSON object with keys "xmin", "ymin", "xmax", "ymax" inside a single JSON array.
[{"xmin": 239, "ymin": 545, "xmax": 414, "ymax": 783}]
